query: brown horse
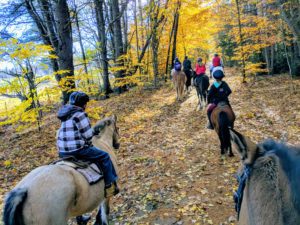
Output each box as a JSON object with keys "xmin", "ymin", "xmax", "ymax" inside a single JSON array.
[
  {"xmin": 211, "ymin": 102, "xmax": 235, "ymax": 156},
  {"xmin": 230, "ymin": 129, "xmax": 300, "ymax": 225},
  {"xmin": 171, "ymin": 69, "xmax": 186, "ymax": 101},
  {"xmin": 3, "ymin": 115, "xmax": 120, "ymax": 225}
]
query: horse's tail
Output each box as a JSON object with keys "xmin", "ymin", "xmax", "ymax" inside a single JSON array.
[
  {"xmin": 218, "ymin": 111, "xmax": 230, "ymax": 149},
  {"xmin": 202, "ymin": 75, "xmax": 209, "ymax": 91},
  {"xmin": 3, "ymin": 188, "xmax": 27, "ymax": 225}
]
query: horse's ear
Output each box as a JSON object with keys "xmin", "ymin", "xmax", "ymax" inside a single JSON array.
[
  {"xmin": 230, "ymin": 129, "xmax": 258, "ymax": 165},
  {"xmin": 111, "ymin": 114, "xmax": 117, "ymax": 122}
]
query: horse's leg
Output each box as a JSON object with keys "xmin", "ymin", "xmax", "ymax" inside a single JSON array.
[
  {"xmin": 94, "ymin": 199, "xmax": 109, "ymax": 225},
  {"xmin": 200, "ymin": 93, "xmax": 204, "ymax": 109},
  {"xmin": 203, "ymin": 91, "xmax": 207, "ymax": 106},
  {"xmin": 219, "ymin": 132, "xmax": 225, "ymax": 155},
  {"xmin": 180, "ymin": 83, "xmax": 184, "ymax": 99},
  {"xmin": 195, "ymin": 86, "xmax": 200, "ymax": 110},
  {"xmin": 218, "ymin": 111, "xmax": 230, "ymax": 155},
  {"xmin": 228, "ymin": 144, "xmax": 234, "ymax": 157},
  {"xmin": 196, "ymin": 88, "xmax": 199, "ymax": 103},
  {"xmin": 76, "ymin": 215, "xmax": 91, "ymax": 225}
]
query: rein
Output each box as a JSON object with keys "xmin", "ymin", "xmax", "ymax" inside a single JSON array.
[
  {"xmin": 234, "ymin": 148, "xmax": 268, "ymax": 219},
  {"xmin": 234, "ymin": 164, "xmax": 252, "ymax": 219}
]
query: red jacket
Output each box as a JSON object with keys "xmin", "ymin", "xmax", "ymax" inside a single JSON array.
[
  {"xmin": 212, "ymin": 56, "xmax": 221, "ymax": 67},
  {"xmin": 195, "ymin": 64, "xmax": 206, "ymax": 75}
]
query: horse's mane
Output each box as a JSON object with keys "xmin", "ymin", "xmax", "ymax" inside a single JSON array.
[{"xmin": 260, "ymin": 140, "xmax": 300, "ymax": 214}]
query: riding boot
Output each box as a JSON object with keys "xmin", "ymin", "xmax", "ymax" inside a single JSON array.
[
  {"xmin": 206, "ymin": 111, "xmax": 214, "ymax": 130},
  {"xmin": 105, "ymin": 181, "xmax": 120, "ymax": 198},
  {"xmin": 76, "ymin": 215, "xmax": 91, "ymax": 225}
]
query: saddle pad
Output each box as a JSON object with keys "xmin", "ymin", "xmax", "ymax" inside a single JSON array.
[
  {"xmin": 55, "ymin": 161, "xmax": 103, "ymax": 185},
  {"xmin": 217, "ymin": 101, "xmax": 228, "ymax": 108}
]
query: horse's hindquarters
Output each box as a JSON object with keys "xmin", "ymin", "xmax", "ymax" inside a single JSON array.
[
  {"xmin": 13, "ymin": 165, "xmax": 105, "ymax": 225},
  {"xmin": 13, "ymin": 166, "xmax": 75, "ymax": 225}
]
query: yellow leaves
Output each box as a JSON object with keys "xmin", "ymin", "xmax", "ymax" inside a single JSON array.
[
  {"xmin": 0, "ymin": 39, "xmax": 56, "ymax": 61},
  {"xmin": 54, "ymin": 70, "xmax": 71, "ymax": 75},
  {"xmin": 4, "ymin": 160, "xmax": 12, "ymax": 168},
  {"xmin": 85, "ymin": 100, "xmax": 103, "ymax": 120}
]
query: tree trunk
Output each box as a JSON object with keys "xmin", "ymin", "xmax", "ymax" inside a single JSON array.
[
  {"xmin": 165, "ymin": 8, "xmax": 176, "ymax": 79},
  {"xmin": 74, "ymin": 7, "xmax": 89, "ymax": 78},
  {"xmin": 94, "ymin": 0, "xmax": 112, "ymax": 96},
  {"xmin": 235, "ymin": 0, "xmax": 246, "ymax": 82},
  {"xmin": 264, "ymin": 47, "xmax": 271, "ymax": 75},
  {"xmin": 25, "ymin": 0, "xmax": 74, "ymax": 104},
  {"xmin": 122, "ymin": 4, "xmax": 128, "ymax": 54},
  {"xmin": 150, "ymin": 0, "xmax": 160, "ymax": 87},
  {"xmin": 171, "ymin": 1, "xmax": 180, "ymax": 70},
  {"xmin": 54, "ymin": 0, "xmax": 75, "ymax": 104},
  {"xmin": 110, "ymin": 0, "xmax": 125, "ymax": 93},
  {"xmin": 25, "ymin": 0, "xmax": 60, "ymax": 80},
  {"xmin": 134, "ymin": 0, "xmax": 141, "ymax": 73},
  {"xmin": 270, "ymin": 45, "xmax": 274, "ymax": 75},
  {"xmin": 138, "ymin": 0, "xmax": 145, "ymax": 47},
  {"xmin": 277, "ymin": 0, "xmax": 300, "ymax": 42}
]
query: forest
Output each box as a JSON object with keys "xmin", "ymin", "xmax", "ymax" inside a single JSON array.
[{"xmin": 0, "ymin": 0, "xmax": 299, "ymax": 224}]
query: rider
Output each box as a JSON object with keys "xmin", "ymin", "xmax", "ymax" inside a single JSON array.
[
  {"xmin": 206, "ymin": 68, "xmax": 232, "ymax": 129},
  {"xmin": 174, "ymin": 57, "xmax": 182, "ymax": 71},
  {"xmin": 194, "ymin": 57, "xmax": 206, "ymax": 85},
  {"xmin": 56, "ymin": 91, "xmax": 119, "ymax": 197},
  {"xmin": 183, "ymin": 56, "xmax": 192, "ymax": 91},
  {"xmin": 212, "ymin": 53, "xmax": 223, "ymax": 68},
  {"xmin": 210, "ymin": 53, "xmax": 224, "ymax": 78}
]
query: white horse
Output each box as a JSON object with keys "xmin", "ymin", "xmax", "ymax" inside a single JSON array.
[
  {"xmin": 171, "ymin": 69, "xmax": 187, "ymax": 101},
  {"xmin": 3, "ymin": 115, "xmax": 120, "ymax": 225}
]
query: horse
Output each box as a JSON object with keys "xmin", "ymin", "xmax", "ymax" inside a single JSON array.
[
  {"xmin": 230, "ymin": 129, "xmax": 300, "ymax": 225},
  {"xmin": 193, "ymin": 73, "xmax": 209, "ymax": 110},
  {"xmin": 171, "ymin": 69, "xmax": 186, "ymax": 101},
  {"xmin": 210, "ymin": 102, "xmax": 235, "ymax": 156},
  {"xmin": 183, "ymin": 69, "xmax": 192, "ymax": 93},
  {"xmin": 3, "ymin": 115, "xmax": 120, "ymax": 225}
]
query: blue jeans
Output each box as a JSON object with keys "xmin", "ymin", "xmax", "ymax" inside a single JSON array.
[{"xmin": 59, "ymin": 146, "xmax": 118, "ymax": 187}]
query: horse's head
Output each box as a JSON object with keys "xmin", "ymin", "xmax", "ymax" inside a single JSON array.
[
  {"xmin": 93, "ymin": 115, "xmax": 120, "ymax": 150},
  {"xmin": 230, "ymin": 129, "xmax": 264, "ymax": 165}
]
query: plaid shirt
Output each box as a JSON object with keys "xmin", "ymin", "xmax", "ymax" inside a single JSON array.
[{"xmin": 57, "ymin": 111, "xmax": 94, "ymax": 153}]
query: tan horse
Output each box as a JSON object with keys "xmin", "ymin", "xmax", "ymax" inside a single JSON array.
[
  {"xmin": 211, "ymin": 102, "xmax": 235, "ymax": 156},
  {"xmin": 3, "ymin": 115, "xmax": 120, "ymax": 225},
  {"xmin": 171, "ymin": 69, "xmax": 186, "ymax": 101},
  {"xmin": 230, "ymin": 129, "xmax": 300, "ymax": 225}
]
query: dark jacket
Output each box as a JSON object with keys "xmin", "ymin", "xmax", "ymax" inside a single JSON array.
[
  {"xmin": 57, "ymin": 105, "xmax": 83, "ymax": 122},
  {"xmin": 207, "ymin": 81, "xmax": 232, "ymax": 105},
  {"xmin": 183, "ymin": 59, "xmax": 192, "ymax": 71}
]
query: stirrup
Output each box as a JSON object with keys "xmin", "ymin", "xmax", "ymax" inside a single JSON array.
[{"xmin": 105, "ymin": 182, "xmax": 119, "ymax": 198}]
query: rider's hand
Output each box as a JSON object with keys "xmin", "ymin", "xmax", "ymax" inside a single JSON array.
[{"xmin": 93, "ymin": 127, "xmax": 101, "ymax": 135}]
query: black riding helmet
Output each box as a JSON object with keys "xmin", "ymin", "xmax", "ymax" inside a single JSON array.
[
  {"xmin": 69, "ymin": 91, "xmax": 89, "ymax": 108},
  {"xmin": 213, "ymin": 69, "xmax": 224, "ymax": 79}
]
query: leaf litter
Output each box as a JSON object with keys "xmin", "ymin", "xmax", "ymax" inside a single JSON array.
[{"xmin": 0, "ymin": 69, "xmax": 299, "ymax": 224}]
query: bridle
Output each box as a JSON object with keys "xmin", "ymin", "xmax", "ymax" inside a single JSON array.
[
  {"xmin": 234, "ymin": 148, "xmax": 268, "ymax": 219},
  {"xmin": 234, "ymin": 164, "xmax": 252, "ymax": 219}
]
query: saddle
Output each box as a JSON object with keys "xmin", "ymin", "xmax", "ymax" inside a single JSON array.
[
  {"xmin": 53, "ymin": 157, "xmax": 103, "ymax": 185},
  {"xmin": 217, "ymin": 101, "xmax": 228, "ymax": 108}
]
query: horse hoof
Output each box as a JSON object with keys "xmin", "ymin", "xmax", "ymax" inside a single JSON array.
[
  {"xmin": 228, "ymin": 153, "xmax": 234, "ymax": 157},
  {"xmin": 76, "ymin": 215, "xmax": 91, "ymax": 225}
]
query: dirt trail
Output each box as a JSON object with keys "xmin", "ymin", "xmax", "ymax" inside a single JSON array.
[{"xmin": 1, "ymin": 71, "xmax": 299, "ymax": 225}]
